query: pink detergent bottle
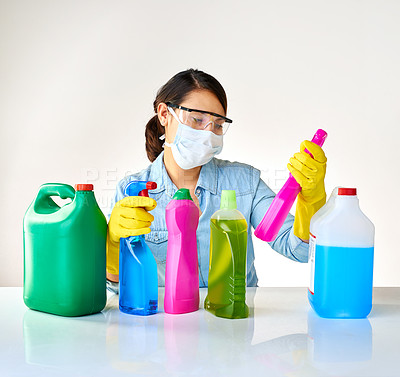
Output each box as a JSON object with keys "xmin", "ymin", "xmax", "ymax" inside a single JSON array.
[
  {"xmin": 254, "ymin": 129, "xmax": 327, "ymax": 242},
  {"xmin": 164, "ymin": 188, "xmax": 200, "ymax": 314}
]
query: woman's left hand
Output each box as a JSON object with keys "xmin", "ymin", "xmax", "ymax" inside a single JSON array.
[{"xmin": 287, "ymin": 140, "xmax": 327, "ymax": 240}]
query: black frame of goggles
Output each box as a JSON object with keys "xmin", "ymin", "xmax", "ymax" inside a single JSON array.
[{"xmin": 166, "ymin": 102, "xmax": 233, "ymax": 124}]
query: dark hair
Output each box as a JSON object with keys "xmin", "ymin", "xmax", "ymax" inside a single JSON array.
[{"xmin": 145, "ymin": 68, "xmax": 228, "ymax": 162}]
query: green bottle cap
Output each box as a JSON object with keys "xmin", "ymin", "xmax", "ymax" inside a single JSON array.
[
  {"xmin": 173, "ymin": 188, "xmax": 193, "ymax": 201},
  {"xmin": 220, "ymin": 190, "xmax": 237, "ymax": 209}
]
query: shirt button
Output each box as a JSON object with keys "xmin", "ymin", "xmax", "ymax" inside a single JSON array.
[{"xmin": 196, "ymin": 188, "xmax": 201, "ymax": 195}]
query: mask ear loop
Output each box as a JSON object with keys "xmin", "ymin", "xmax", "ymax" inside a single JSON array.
[
  {"xmin": 158, "ymin": 114, "xmax": 166, "ymax": 148},
  {"xmin": 161, "ymin": 106, "xmax": 182, "ymax": 148},
  {"xmin": 159, "ymin": 122, "xmax": 173, "ymax": 148},
  {"xmin": 159, "ymin": 134, "xmax": 166, "ymax": 148}
]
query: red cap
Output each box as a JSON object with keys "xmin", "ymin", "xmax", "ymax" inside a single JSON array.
[
  {"xmin": 146, "ymin": 181, "xmax": 157, "ymax": 190},
  {"xmin": 338, "ymin": 188, "xmax": 357, "ymax": 196},
  {"xmin": 139, "ymin": 189, "xmax": 149, "ymax": 197},
  {"xmin": 75, "ymin": 184, "xmax": 93, "ymax": 191}
]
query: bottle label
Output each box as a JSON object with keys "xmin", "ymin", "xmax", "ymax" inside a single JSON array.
[{"xmin": 309, "ymin": 232, "xmax": 316, "ymax": 295}]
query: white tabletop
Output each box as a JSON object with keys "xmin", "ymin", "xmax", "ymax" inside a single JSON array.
[{"xmin": 1, "ymin": 287, "xmax": 399, "ymax": 377}]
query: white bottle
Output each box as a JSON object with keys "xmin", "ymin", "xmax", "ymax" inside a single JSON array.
[
  {"xmin": 309, "ymin": 187, "xmax": 340, "ymax": 238},
  {"xmin": 308, "ymin": 187, "xmax": 375, "ymax": 318}
]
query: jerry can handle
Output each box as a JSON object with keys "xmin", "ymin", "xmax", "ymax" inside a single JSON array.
[{"xmin": 34, "ymin": 183, "xmax": 76, "ymax": 211}]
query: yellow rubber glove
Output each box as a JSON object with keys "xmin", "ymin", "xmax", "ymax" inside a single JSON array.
[
  {"xmin": 287, "ymin": 140, "xmax": 327, "ymax": 240},
  {"xmin": 106, "ymin": 196, "xmax": 157, "ymax": 276}
]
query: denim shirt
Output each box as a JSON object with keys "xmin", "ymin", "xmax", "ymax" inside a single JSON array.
[{"xmin": 109, "ymin": 151, "xmax": 309, "ymax": 287}]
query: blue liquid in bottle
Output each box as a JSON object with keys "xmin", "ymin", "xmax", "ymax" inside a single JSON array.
[
  {"xmin": 308, "ymin": 245, "xmax": 374, "ymax": 319},
  {"xmin": 119, "ymin": 236, "xmax": 158, "ymax": 315},
  {"xmin": 118, "ymin": 180, "xmax": 158, "ymax": 316}
]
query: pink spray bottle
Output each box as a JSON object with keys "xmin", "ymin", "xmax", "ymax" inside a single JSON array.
[
  {"xmin": 164, "ymin": 188, "xmax": 200, "ymax": 314},
  {"xmin": 254, "ymin": 129, "xmax": 327, "ymax": 242}
]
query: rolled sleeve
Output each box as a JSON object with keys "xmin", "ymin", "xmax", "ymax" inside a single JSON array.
[{"xmin": 250, "ymin": 167, "xmax": 309, "ymax": 263}]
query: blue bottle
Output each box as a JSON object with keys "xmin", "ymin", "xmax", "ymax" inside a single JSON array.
[
  {"xmin": 119, "ymin": 180, "xmax": 158, "ymax": 316},
  {"xmin": 308, "ymin": 188, "xmax": 375, "ymax": 318}
]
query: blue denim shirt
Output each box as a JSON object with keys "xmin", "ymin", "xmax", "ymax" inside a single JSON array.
[{"xmin": 109, "ymin": 151, "xmax": 309, "ymax": 287}]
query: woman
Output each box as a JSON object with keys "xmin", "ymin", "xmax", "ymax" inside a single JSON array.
[{"xmin": 106, "ymin": 69, "xmax": 326, "ymax": 289}]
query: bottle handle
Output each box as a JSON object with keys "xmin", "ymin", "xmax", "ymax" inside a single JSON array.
[{"xmin": 34, "ymin": 183, "xmax": 76, "ymax": 213}]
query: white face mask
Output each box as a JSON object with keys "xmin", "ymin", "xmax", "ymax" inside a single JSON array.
[{"xmin": 162, "ymin": 108, "xmax": 223, "ymax": 170}]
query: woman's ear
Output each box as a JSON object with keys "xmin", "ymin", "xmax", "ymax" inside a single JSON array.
[
  {"xmin": 158, "ymin": 102, "xmax": 177, "ymax": 144},
  {"xmin": 157, "ymin": 103, "xmax": 169, "ymax": 127}
]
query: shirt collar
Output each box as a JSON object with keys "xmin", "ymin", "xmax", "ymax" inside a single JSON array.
[
  {"xmin": 149, "ymin": 151, "xmax": 218, "ymax": 197},
  {"xmin": 148, "ymin": 151, "xmax": 173, "ymax": 196}
]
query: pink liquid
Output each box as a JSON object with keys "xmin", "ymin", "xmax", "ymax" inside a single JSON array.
[{"xmin": 164, "ymin": 198, "xmax": 200, "ymax": 314}]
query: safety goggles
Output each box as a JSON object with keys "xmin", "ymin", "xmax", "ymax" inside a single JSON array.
[{"xmin": 166, "ymin": 102, "xmax": 232, "ymax": 135}]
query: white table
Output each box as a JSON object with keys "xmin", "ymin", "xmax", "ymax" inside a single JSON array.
[{"xmin": 1, "ymin": 287, "xmax": 399, "ymax": 377}]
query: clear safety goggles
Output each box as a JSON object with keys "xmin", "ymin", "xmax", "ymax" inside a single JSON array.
[{"xmin": 167, "ymin": 102, "xmax": 232, "ymax": 135}]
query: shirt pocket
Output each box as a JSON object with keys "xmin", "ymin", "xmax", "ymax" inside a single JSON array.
[
  {"xmin": 145, "ymin": 230, "xmax": 168, "ymax": 264},
  {"xmin": 235, "ymin": 191, "xmax": 253, "ymax": 222}
]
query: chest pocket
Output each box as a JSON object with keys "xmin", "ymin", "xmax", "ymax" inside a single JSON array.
[{"xmin": 145, "ymin": 230, "xmax": 168, "ymax": 264}]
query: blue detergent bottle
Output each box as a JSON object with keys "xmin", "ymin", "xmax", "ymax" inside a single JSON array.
[
  {"xmin": 119, "ymin": 180, "xmax": 158, "ymax": 316},
  {"xmin": 308, "ymin": 188, "xmax": 375, "ymax": 318}
]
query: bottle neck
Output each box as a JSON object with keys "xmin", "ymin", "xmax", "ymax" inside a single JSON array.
[
  {"xmin": 75, "ymin": 190, "xmax": 96, "ymax": 206},
  {"xmin": 336, "ymin": 195, "xmax": 360, "ymax": 210}
]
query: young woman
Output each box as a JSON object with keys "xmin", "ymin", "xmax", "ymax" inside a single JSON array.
[{"xmin": 106, "ymin": 69, "xmax": 326, "ymax": 289}]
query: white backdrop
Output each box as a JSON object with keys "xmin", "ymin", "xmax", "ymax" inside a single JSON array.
[{"xmin": 1, "ymin": 0, "xmax": 399, "ymax": 287}]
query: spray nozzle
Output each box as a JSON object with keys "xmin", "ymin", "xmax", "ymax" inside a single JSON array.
[{"xmin": 124, "ymin": 180, "xmax": 157, "ymax": 198}]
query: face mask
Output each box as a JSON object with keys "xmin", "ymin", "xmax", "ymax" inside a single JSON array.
[{"xmin": 163, "ymin": 115, "xmax": 223, "ymax": 170}]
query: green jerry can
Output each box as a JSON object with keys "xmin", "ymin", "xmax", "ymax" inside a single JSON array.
[{"xmin": 23, "ymin": 183, "xmax": 107, "ymax": 317}]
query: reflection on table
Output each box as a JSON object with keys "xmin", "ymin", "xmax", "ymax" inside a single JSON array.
[{"xmin": 19, "ymin": 287, "xmax": 400, "ymax": 377}]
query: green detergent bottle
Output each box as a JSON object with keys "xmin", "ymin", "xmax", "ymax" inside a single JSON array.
[
  {"xmin": 23, "ymin": 183, "xmax": 107, "ymax": 317},
  {"xmin": 204, "ymin": 190, "xmax": 249, "ymax": 319}
]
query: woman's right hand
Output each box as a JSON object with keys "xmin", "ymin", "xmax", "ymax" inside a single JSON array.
[{"xmin": 106, "ymin": 196, "xmax": 157, "ymax": 278}]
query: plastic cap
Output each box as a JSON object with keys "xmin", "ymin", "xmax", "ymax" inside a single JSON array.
[
  {"xmin": 338, "ymin": 188, "xmax": 357, "ymax": 196},
  {"xmin": 313, "ymin": 129, "xmax": 328, "ymax": 144},
  {"xmin": 139, "ymin": 189, "xmax": 149, "ymax": 197},
  {"xmin": 220, "ymin": 190, "xmax": 237, "ymax": 209},
  {"xmin": 75, "ymin": 184, "xmax": 93, "ymax": 191},
  {"xmin": 173, "ymin": 188, "xmax": 193, "ymax": 201},
  {"xmin": 146, "ymin": 181, "xmax": 157, "ymax": 190}
]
